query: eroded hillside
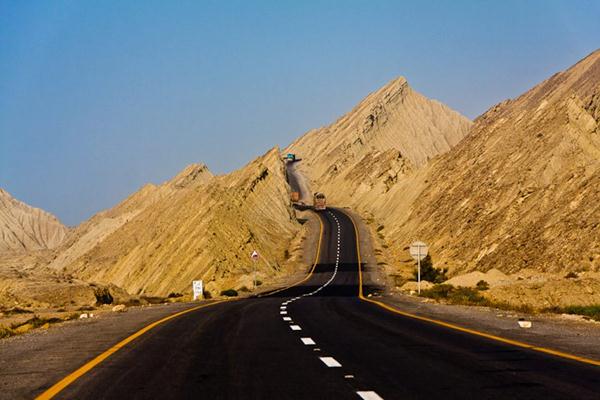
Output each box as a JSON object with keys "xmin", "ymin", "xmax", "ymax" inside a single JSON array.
[
  {"xmin": 287, "ymin": 77, "xmax": 472, "ymax": 205},
  {"xmin": 56, "ymin": 148, "xmax": 299, "ymax": 297},
  {"xmin": 0, "ymin": 189, "xmax": 68, "ymax": 252},
  {"xmin": 385, "ymin": 50, "xmax": 600, "ymax": 307},
  {"xmin": 394, "ymin": 50, "xmax": 600, "ymax": 274},
  {"xmin": 288, "ymin": 52, "xmax": 600, "ymax": 309}
]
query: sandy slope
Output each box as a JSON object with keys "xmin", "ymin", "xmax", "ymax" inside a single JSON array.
[
  {"xmin": 393, "ymin": 50, "xmax": 600, "ymax": 277},
  {"xmin": 286, "ymin": 76, "xmax": 472, "ymax": 206},
  {"xmin": 0, "ymin": 189, "xmax": 68, "ymax": 252},
  {"xmin": 54, "ymin": 148, "xmax": 300, "ymax": 297},
  {"xmin": 288, "ymin": 52, "xmax": 600, "ymax": 308}
]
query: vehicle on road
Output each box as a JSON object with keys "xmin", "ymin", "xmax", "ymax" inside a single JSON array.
[
  {"xmin": 313, "ymin": 192, "xmax": 326, "ymax": 210},
  {"xmin": 285, "ymin": 153, "xmax": 296, "ymax": 162},
  {"xmin": 290, "ymin": 191, "xmax": 300, "ymax": 202}
]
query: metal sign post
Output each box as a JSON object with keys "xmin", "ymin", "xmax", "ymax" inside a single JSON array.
[
  {"xmin": 409, "ymin": 241, "xmax": 429, "ymax": 294},
  {"xmin": 250, "ymin": 250, "xmax": 259, "ymax": 290}
]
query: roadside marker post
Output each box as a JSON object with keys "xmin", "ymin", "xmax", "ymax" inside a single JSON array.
[
  {"xmin": 251, "ymin": 250, "xmax": 259, "ymax": 290},
  {"xmin": 192, "ymin": 280, "xmax": 203, "ymax": 300},
  {"xmin": 409, "ymin": 241, "xmax": 428, "ymax": 294}
]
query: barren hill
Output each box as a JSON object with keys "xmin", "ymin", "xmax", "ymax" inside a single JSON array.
[
  {"xmin": 287, "ymin": 77, "xmax": 472, "ymax": 204},
  {"xmin": 391, "ymin": 50, "xmax": 600, "ymax": 278},
  {"xmin": 48, "ymin": 163, "xmax": 213, "ymax": 272},
  {"xmin": 53, "ymin": 148, "xmax": 299, "ymax": 297},
  {"xmin": 287, "ymin": 53, "xmax": 600, "ymax": 308},
  {"xmin": 0, "ymin": 189, "xmax": 68, "ymax": 253}
]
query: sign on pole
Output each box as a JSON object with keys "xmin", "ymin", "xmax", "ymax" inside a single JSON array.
[
  {"xmin": 250, "ymin": 250, "xmax": 259, "ymax": 290},
  {"xmin": 409, "ymin": 241, "xmax": 428, "ymax": 295},
  {"xmin": 192, "ymin": 280, "xmax": 203, "ymax": 300},
  {"xmin": 409, "ymin": 241, "xmax": 429, "ymax": 261}
]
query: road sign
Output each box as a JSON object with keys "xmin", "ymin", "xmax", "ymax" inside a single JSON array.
[
  {"xmin": 409, "ymin": 241, "xmax": 428, "ymax": 261},
  {"xmin": 251, "ymin": 250, "xmax": 259, "ymax": 261},
  {"xmin": 192, "ymin": 280, "xmax": 203, "ymax": 300},
  {"xmin": 409, "ymin": 241, "xmax": 428, "ymax": 295}
]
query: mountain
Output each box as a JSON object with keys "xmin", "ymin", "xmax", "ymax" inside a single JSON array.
[
  {"xmin": 287, "ymin": 77, "xmax": 472, "ymax": 207},
  {"xmin": 0, "ymin": 189, "xmax": 68, "ymax": 253},
  {"xmin": 393, "ymin": 50, "xmax": 600, "ymax": 274},
  {"xmin": 287, "ymin": 53, "xmax": 600, "ymax": 309},
  {"xmin": 51, "ymin": 148, "xmax": 299, "ymax": 297},
  {"xmin": 374, "ymin": 50, "xmax": 600, "ymax": 308},
  {"xmin": 47, "ymin": 163, "xmax": 213, "ymax": 272}
]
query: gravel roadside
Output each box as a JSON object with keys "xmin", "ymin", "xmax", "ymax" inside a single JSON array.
[
  {"xmin": 376, "ymin": 292, "xmax": 600, "ymax": 362},
  {"xmin": 349, "ymin": 208, "xmax": 600, "ymax": 364},
  {"xmin": 0, "ymin": 302, "xmax": 212, "ymax": 400}
]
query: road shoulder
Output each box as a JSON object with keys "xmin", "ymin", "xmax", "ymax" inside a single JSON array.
[
  {"xmin": 0, "ymin": 302, "xmax": 210, "ymax": 400},
  {"xmin": 372, "ymin": 292, "xmax": 600, "ymax": 364}
]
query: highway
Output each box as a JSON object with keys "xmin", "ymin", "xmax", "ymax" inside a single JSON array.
[{"xmin": 38, "ymin": 167, "xmax": 600, "ymax": 399}]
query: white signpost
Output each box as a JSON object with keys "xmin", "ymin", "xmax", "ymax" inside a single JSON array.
[
  {"xmin": 251, "ymin": 250, "xmax": 259, "ymax": 290},
  {"xmin": 192, "ymin": 280, "xmax": 203, "ymax": 300},
  {"xmin": 409, "ymin": 241, "xmax": 429, "ymax": 294}
]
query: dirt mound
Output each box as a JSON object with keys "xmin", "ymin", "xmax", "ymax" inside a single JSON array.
[
  {"xmin": 445, "ymin": 269, "xmax": 511, "ymax": 288},
  {"xmin": 486, "ymin": 272, "xmax": 600, "ymax": 309}
]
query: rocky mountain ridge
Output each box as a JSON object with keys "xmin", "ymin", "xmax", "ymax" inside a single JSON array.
[
  {"xmin": 0, "ymin": 189, "xmax": 69, "ymax": 253},
  {"xmin": 287, "ymin": 76, "xmax": 472, "ymax": 206}
]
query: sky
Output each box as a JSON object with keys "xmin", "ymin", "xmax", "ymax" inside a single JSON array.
[{"xmin": 1, "ymin": 1, "xmax": 599, "ymax": 226}]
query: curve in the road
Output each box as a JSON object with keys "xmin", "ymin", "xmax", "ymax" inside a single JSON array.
[
  {"xmin": 276, "ymin": 210, "xmax": 385, "ymax": 399},
  {"xmin": 34, "ymin": 205, "xmax": 600, "ymax": 400},
  {"xmin": 348, "ymin": 210, "xmax": 600, "ymax": 368}
]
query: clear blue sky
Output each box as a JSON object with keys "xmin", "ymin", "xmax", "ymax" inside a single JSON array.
[{"xmin": 1, "ymin": 1, "xmax": 599, "ymax": 225}]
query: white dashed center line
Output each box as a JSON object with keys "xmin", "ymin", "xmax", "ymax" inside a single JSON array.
[
  {"xmin": 357, "ymin": 391, "xmax": 384, "ymax": 400},
  {"xmin": 319, "ymin": 357, "xmax": 342, "ymax": 367},
  {"xmin": 278, "ymin": 211, "xmax": 385, "ymax": 397}
]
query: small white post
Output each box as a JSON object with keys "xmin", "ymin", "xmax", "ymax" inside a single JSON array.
[{"xmin": 253, "ymin": 260, "xmax": 257, "ymax": 291}]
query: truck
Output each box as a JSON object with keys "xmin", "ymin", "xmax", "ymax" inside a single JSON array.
[
  {"xmin": 286, "ymin": 153, "xmax": 296, "ymax": 162},
  {"xmin": 313, "ymin": 192, "xmax": 326, "ymax": 211},
  {"xmin": 290, "ymin": 191, "xmax": 300, "ymax": 202}
]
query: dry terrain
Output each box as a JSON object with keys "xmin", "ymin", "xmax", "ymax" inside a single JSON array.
[
  {"xmin": 1, "ymin": 148, "xmax": 306, "ymax": 317},
  {"xmin": 53, "ymin": 147, "xmax": 302, "ymax": 298},
  {"xmin": 0, "ymin": 189, "xmax": 68, "ymax": 252},
  {"xmin": 2, "ymin": 50, "xmax": 599, "ymax": 327},
  {"xmin": 289, "ymin": 51, "xmax": 600, "ymax": 310}
]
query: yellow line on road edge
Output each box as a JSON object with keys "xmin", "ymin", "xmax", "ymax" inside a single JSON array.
[
  {"xmin": 344, "ymin": 210, "xmax": 600, "ymax": 368},
  {"xmin": 35, "ymin": 300, "xmax": 229, "ymax": 400},
  {"xmin": 261, "ymin": 213, "xmax": 324, "ymax": 296},
  {"xmin": 37, "ymin": 212, "xmax": 325, "ymax": 399}
]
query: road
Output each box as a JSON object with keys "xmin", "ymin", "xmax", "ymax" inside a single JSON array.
[{"xmin": 38, "ymin": 167, "xmax": 600, "ymax": 399}]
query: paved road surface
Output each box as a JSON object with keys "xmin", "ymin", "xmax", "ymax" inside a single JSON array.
[{"xmin": 39, "ymin": 206, "xmax": 600, "ymax": 399}]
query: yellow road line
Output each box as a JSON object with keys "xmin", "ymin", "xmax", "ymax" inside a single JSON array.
[
  {"xmin": 35, "ymin": 300, "xmax": 228, "ymax": 400},
  {"xmin": 37, "ymin": 212, "xmax": 324, "ymax": 399},
  {"xmin": 343, "ymin": 210, "xmax": 600, "ymax": 368},
  {"xmin": 261, "ymin": 213, "xmax": 323, "ymax": 296}
]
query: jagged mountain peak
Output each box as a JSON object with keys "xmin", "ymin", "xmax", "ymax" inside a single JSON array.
[
  {"xmin": 287, "ymin": 75, "xmax": 472, "ymax": 204},
  {"xmin": 169, "ymin": 163, "xmax": 213, "ymax": 189}
]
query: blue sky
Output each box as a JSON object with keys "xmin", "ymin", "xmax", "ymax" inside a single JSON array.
[{"xmin": 1, "ymin": 1, "xmax": 599, "ymax": 225}]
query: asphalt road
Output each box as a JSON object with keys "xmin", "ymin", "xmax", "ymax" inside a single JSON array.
[{"xmin": 40, "ymin": 206, "xmax": 600, "ymax": 400}]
